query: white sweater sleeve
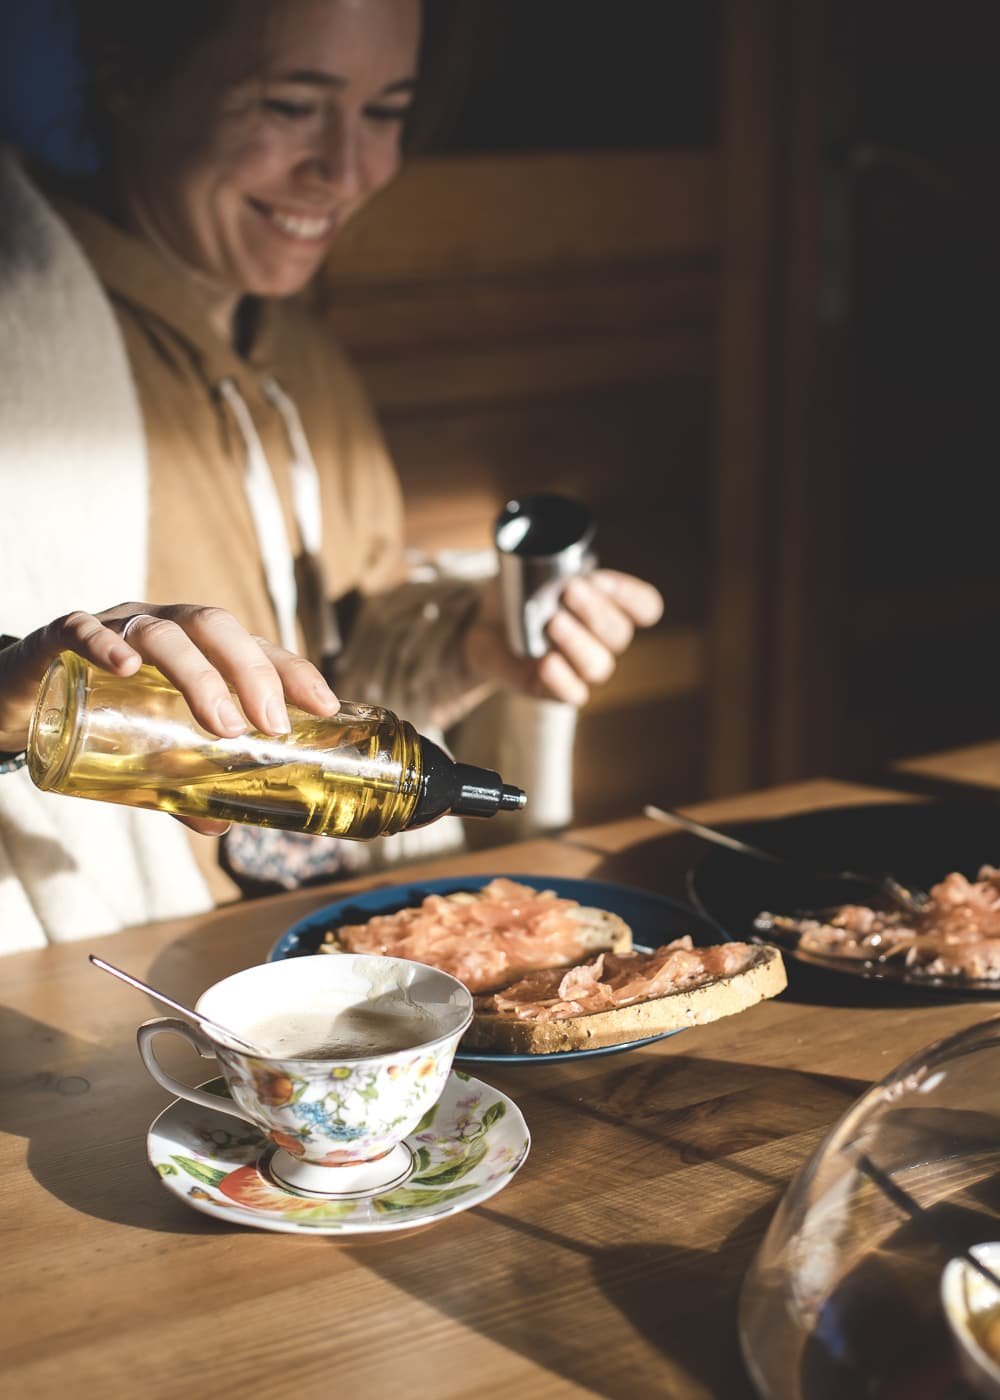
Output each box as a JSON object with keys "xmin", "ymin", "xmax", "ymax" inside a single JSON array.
[{"xmin": 0, "ymin": 150, "xmax": 213, "ymax": 948}]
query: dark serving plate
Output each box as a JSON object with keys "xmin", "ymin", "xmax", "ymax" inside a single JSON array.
[
  {"xmin": 686, "ymin": 801, "xmax": 1000, "ymax": 993},
  {"xmin": 268, "ymin": 873, "xmax": 727, "ymax": 1063}
]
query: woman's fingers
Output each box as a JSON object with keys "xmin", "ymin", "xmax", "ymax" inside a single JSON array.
[
  {"xmin": 175, "ymin": 815, "xmax": 232, "ymax": 837},
  {"xmin": 106, "ymin": 607, "xmax": 338, "ymax": 737},
  {"xmin": 106, "ymin": 610, "xmax": 253, "ymax": 737},
  {"xmin": 590, "ymin": 570, "xmax": 664, "ymax": 627},
  {"xmin": 166, "ymin": 606, "xmax": 290, "ymax": 736},
  {"xmin": 0, "ymin": 612, "xmax": 144, "ymax": 751},
  {"xmin": 462, "ymin": 568, "xmax": 664, "ymax": 709},
  {"xmin": 535, "ymin": 648, "xmax": 590, "ymax": 707},
  {"xmin": 559, "ymin": 577, "xmax": 636, "ymax": 657},
  {"xmin": 252, "ymin": 638, "xmax": 340, "ymax": 719},
  {"xmin": 546, "ymin": 607, "xmax": 616, "ymax": 686},
  {"xmin": 538, "ymin": 570, "xmax": 664, "ymax": 700},
  {"xmin": 2, "ymin": 600, "xmax": 342, "ymax": 755},
  {"xmin": 52, "ymin": 610, "xmax": 145, "ymax": 674}
]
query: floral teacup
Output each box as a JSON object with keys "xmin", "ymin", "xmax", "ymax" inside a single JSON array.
[{"xmin": 137, "ymin": 954, "xmax": 473, "ymax": 1197}]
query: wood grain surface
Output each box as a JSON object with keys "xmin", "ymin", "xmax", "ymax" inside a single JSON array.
[
  {"xmin": 319, "ymin": 148, "xmax": 718, "ymax": 828},
  {"xmin": 3, "ymin": 754, "xmax": 999, "ymax": 1398}
]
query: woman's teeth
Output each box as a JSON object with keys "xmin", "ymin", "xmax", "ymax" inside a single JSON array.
[{"xmin": 258, "ymin": 205, "xmax": 334, "ymax": 240}]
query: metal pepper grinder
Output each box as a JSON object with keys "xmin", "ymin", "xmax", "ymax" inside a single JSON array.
[{"xmin": 494, "ymin": 494, "xmax": 596, "ymax": 659}]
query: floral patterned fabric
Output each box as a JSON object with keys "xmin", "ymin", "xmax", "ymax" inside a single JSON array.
[{"xmin": 222, "ymin": 823, "xmax": 363, "ymax": 894}]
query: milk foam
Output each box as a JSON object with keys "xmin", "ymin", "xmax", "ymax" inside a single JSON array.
[{"xmin": 248, "ymin": 1002, "xmax": 436, "ymax": 1060}]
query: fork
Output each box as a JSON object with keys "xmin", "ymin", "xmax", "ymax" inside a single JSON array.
[{"xmin": 643, "ymin": 804, "xmax": 928, "ymax": 917}]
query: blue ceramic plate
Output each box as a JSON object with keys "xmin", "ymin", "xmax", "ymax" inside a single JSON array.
[{"xmin": 267, "ymin": 874, "xmax": 729, "ymax": 1063}]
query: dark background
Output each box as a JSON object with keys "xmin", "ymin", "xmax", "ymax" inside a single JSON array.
[{"xmin": 439, "ymin": 0, "xmax": 718, "ymax": 152}]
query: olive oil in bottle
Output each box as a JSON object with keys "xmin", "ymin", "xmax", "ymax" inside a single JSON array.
[{"xmin": 27, "ymin": 652, "xmax": 526, "ymax": 839}]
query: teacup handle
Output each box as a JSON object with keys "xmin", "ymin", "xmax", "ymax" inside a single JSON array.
[{"xmin": 137, "ymin": 1017, "xmax": 256, "ymax": 1125}]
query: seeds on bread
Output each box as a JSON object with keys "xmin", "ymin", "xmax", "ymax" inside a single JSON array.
[
  {"xmin": 319, "ymin": 877, "xmax": 786, "ymax": 1054},
  {"xmin": 463, "ymin": 942, "xmax": 786, "ymax": 1053}
]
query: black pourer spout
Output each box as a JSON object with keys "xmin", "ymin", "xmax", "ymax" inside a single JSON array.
[{"xmin": 411, "ymin": 736, "xmax": 527, "ymax": 829}]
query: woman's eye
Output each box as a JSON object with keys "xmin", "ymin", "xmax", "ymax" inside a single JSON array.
[
  {"xmin": 365, "ymin": 105, "xmax": 412, "ymax": 125},
  {"xmin": 263, "ymin": 99, "xmax": 315, "ymax": 120}
]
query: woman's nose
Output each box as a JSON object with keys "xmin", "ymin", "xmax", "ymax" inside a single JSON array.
[{"xmin": 303, "ymin": 113, "xmax": 363, "ymax": 200}]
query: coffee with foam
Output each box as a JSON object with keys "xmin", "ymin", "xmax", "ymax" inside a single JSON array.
[
  {"xmin": 247, "ymin": 1002, "xmax": 436, "ymax": 1060},
  {"xmin": 138, "ymin": 953, "xmax": 474, "ymax": 1195}
]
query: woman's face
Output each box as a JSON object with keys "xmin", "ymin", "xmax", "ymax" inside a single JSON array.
[{"xmin": 119, "ymin": 0, "xmax": 421, "ymax": 299}]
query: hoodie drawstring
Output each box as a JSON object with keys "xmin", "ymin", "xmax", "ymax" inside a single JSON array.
[
  {"xmin": 265, "ymin": 377, "xmax": 341, "ymax": 661},
  {"xmin": 217, "ymin": 375, "xmax": 340, "ymax": 660},
  {"xmin": 264, "ymin": 378, "xmax": 321, "ymax": 555}
]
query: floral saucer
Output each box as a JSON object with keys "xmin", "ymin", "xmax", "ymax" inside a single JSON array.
[{"xmin": 147, "ymin": 1070, "xmax": 530, "ymax": 1236}]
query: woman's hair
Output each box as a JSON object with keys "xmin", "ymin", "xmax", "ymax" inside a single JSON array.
[
  {"xmin": 73, "ymin": 1, "xmax": 236, "ymax": 96},
  {"xmin": 71, "ymin": 1, "xmax": 236, "ymax": 160},
  {"xmin": 406, "ymin": 0, "xmax": 470, "ymax": 155},
  {"xmin": 71, "ymin": 0, "xmax": 467, "ymax": 162}
]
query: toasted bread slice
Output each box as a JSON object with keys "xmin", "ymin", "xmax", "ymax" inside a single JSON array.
[{"xmin": 461, "ymin": 944, "xmax": 786, "ymax": 1054}]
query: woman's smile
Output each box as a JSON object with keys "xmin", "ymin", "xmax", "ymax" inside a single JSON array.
[
  {"xmin": 114, "ymin": 0, "xmax": 420, "ymax": 323},
  {"xmin": 245, "ymin": 197, "xmax": 338, "ymax": 245}
]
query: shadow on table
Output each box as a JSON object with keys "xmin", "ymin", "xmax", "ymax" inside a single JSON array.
[
  {"xmin": 0, "ymin": 889, "xmax": 320, "ymax": 1234},
  {"xmin": 1, "ymin": 1014, "xmax": 871, "ymax": 1391},
  {"xmin": 347, "ymin": 1054, "xmax": 868, "ymax": 1398},
  {"xmin": 476, "ymin": 1202, "xmax": 776, "ymax": 1400},
  {"xmin": 0, "ymin": 1003, "xmax": 241, "ymax": 1234}
]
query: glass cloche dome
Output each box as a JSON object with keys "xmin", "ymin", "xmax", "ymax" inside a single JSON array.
[{"xmin": 740, "ymin": 1014, "xmax": 1000, "ymax": 1398}]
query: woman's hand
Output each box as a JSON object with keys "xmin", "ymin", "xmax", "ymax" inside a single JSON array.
[
  {"xmin": 463, "ymin": 570, "xmax": 664, "ymax": 707},
  {"xmin": 0, "ymin": 603, "xmax": 340, "ymax": 834}
]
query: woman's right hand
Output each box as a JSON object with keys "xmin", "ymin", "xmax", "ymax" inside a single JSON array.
[{"xmin": 0, "ymin": 602, "xmax": 340, "ymax": 789}]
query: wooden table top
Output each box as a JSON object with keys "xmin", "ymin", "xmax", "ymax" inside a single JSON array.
[{"xmin": 3, "ymin": 746, "xmax": 1000, "ymax": 1399}]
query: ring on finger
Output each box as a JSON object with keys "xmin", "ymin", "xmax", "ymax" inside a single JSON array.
[{"xmin": 120, "ymin": 613, "xmax": 158, "ymax": 644}]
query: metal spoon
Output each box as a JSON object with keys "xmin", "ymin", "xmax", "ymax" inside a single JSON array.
[
  {"xmin": 643, "ymin": 804, "xmax": 928, "ymax": 916},
  {"xmin": 851, "ymin": 1148, "xmax": 1000, "ymax": 1292},
  {"xmin": 89, "ymin": 954, "xmax": 269, "ymax": 1055}
]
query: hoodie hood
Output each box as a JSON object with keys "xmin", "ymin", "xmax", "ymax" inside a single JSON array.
[
  {"xmin": 48, "ymin": 186, "xmax": 280, "ymax": 393},
  {"xmin": 48, "ymin": 185, "xmax": 333, "ymax": 655}
]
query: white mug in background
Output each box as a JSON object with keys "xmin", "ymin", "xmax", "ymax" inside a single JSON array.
[
  {"xmin": 494, "ymin": 494, "xmax": 596, "ymax": 659},
  {"xmin": 137, "ymin": 954, "xmax": 473, "ymax": 1198}
]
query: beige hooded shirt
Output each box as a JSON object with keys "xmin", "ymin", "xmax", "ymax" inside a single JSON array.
[
  {"xmin": 49, "ymin": 191, "xmax": 481, "ymax": 902},
  {"xmin": 0, "ymin": 158, "xmax": 567, "ymax": 948},
  {"xmin": 53, "ymin": 194, "xmax": 408, "ymax": 662}
]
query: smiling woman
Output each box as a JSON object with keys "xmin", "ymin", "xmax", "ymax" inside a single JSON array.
[
  {"xmin": 76, "ymin": 0, "xmax": 422, "ymax": 323},
  {"xmin": 0, "ymin": 0, "xmax": 664, "ymax": 945}
]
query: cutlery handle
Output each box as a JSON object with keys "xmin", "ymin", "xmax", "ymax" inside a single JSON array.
[
  {"xmin": 90, "ymin": 954, "xmax": 263, "ymax": 1054},
  {"xmin": 644, "ymin": 805, "xmax": 789, "ymax": 866}
]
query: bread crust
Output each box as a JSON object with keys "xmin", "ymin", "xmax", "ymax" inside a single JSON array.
[
  {"xmin": 319, "ymin": 885, "xmax": 785, "ymax": 1055},
  {"xmin": 461, "ymin": 945, "xmax": 787, "ymax": 1054}
]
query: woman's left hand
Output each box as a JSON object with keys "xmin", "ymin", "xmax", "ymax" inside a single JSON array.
[{"xmin": 463, "ymin": 569, "xmax": 664, "ymax": 707}]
